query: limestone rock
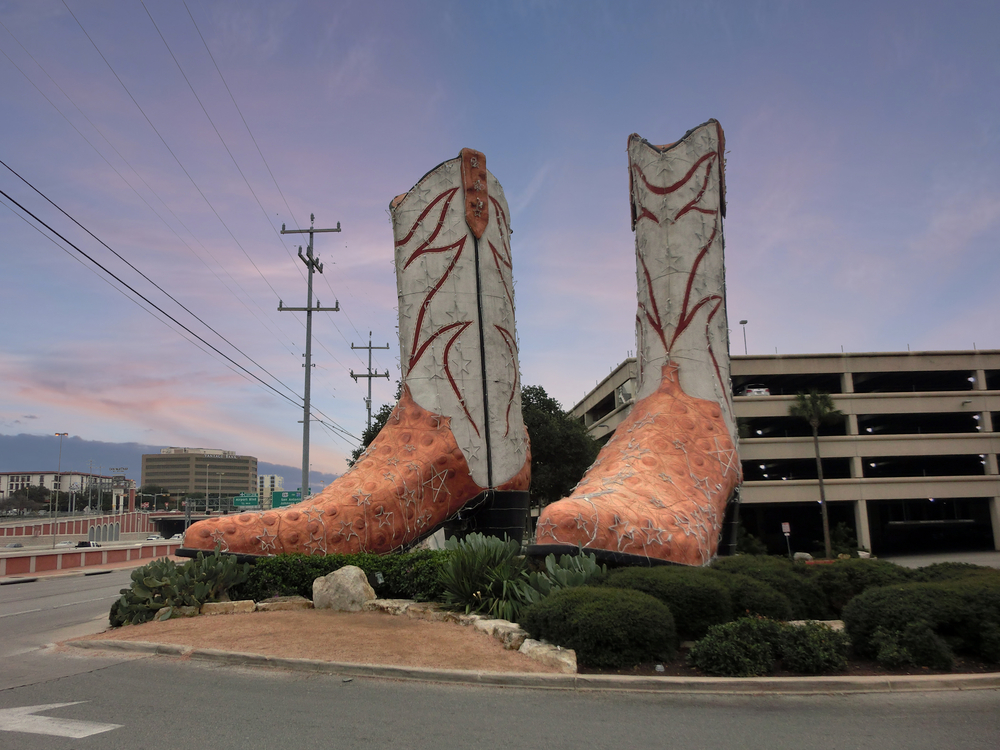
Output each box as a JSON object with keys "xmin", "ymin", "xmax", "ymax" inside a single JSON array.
[
  {"xmin": 518, "ymin": 639, "xmax": 576, "ymax": 673},
  {"xmin": 364, "ymin": 599, "xmax": 413, "ymax": 615},
  {"xmin": 255, "ymin": 595, "xmax": 314, "ymax": 612},
  {"xmin": 201, "ymin": 600, "xmax": 255, "ymax": 616},
  {"xmin": 473, "ymin": 618, "xmax": 528, "ymax": 650},
  {"xmin": 313, "ymin": 566, "xmax": 376, "ymax": 611}
]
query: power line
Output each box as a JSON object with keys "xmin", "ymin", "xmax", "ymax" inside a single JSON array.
[
  {"xmin": 60, "ymin": 0, "xmax": 300, "ymax": 354},
  {"xmin": 0, "ymin": 181, "xmax": 301, "ymax": 408}
]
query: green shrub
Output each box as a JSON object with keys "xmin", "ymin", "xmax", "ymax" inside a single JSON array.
[
  {"xmin": 231, "ymin": 550, "xmax": 451, "ymax": 603},
  {"xmin": 870, "ymin": 623, "xmax": 954, "ymax": 670},
  {"xmin": 688, "ymin": 617, "xmax": 784, "ymax": 677},
  {"xmin": 711, "ymin": 572, "xmax": 794, "ymax": 621},
  {"xmin": 842, "ymin": 583, "xmax": 972, "ymax": 659},
  {"xmin": 603, "ymin": 566, "xmax": 731, "ymax": 639},
  {"xmin": 521, "ymin": 586, "xmax": 677, "ymax": 669},
  {"xmin": 780, "ymin": 622, "xmax": 849, "ymax": 674},
  {"xmin": 807, "ymin": 558, "xmax": 912, "ymax": 615},
  {"xmin": 439, "ymin": 533, "xmax": 528, "ymax": 621},
  {"xmin": 710, "ymin": 555, "xmax": 829, "ymax": 619},
  {"xmin": 110, "ymin": 549, "xmax": 250, "ymax": 627},
  {"xmin": 911, "ymin": 562, "xmax": 1000, "ymax": 583}
]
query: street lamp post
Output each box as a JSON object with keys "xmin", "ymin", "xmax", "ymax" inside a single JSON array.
[
  {"xmin": 53, "ymin": 432, "xmax": 68, "ymax": 548},
  {"xmin": 217, "ymin": 472, "xmax": 225, "ymax": 513},
  {"xmin": 739, "ymin": 320, "xmax": 748, "ymax": 356}
]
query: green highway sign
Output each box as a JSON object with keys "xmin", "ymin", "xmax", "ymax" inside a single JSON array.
[
  {"xmin": 272, "ymin": 491, "xmax": 301, "ymax": 508},
  {"xmin": 234, "ymin": 493, "xmax": 260, "ymax": 507}
]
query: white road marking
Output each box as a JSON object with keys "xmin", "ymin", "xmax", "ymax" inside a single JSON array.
[
  {"xmin": 0, "ymin": 702, "xmax": 121, "ymax": 738},
  {"xmin": 0, "ymin": 595, "xmax": 117, "ymax": 619}
]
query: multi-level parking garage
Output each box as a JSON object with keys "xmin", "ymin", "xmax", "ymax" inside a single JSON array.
[{"xmin": 571, "ymin": 350, "xmax": 1000, "ymax": 556}]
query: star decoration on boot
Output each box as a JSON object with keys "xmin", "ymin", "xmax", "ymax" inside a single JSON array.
[
  {"xmin": 641, "ymin": 520, "xmax": 668, "ymax": 546},
  {"xmin": 338, "ymin": 520, "xmax": 359, "ymax": 542},
  {"xmin": 304, "ymin": 532, "xmax": 328, "ymax": 556},
  {"xmin": 627, "ymin": 413, "xmax": 657, "ymax": 433},
  {"xmin": 609, "ymin": 515, "xmax": 635, "ymax": 552},
  {"xmin": 376, "ymin": 509, "xmax": 394, "ymax": 529},
  {"xmin": 352, "ymin": 490, "xmax": 372, "ymax": 507},
  {"xmin": 386, "ymin": 456, "xmax": 400, "ymax": 467},
  {"xmin": 425, "ymin": 466, "xmax": 450, "ymax": 504},
  {"xmin": 708, "ymin": 438, "xmax": 740, "ymax": 477},
  {"xmin": 254, "ymin": 527, "xmax": 278, "ymax": 553},
  {"xmin": 383, "ymin": 471, "xmax": 397, "ymax": 483},
  {"xmin": 573, "ymin": 513, "xmax": 592, "ymax": 534},
  {"xmin": 535, "ymin": 517, "xmax": 559, "ymax": 541},
  {"xmin": 210, "ymin": 528, "xmax": 229, "ymax": 552},
  {"xmin": 406, "ymin": 461, "xmax": 421, "ymax": 474},
  {"xmin": 403, "ymin": 444, "xmax": 416, "ymax": 453}
]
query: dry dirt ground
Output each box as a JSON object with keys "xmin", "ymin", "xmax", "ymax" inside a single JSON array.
[{"xmin": 72, "ymin": 609, "xmax": 562, "ymax": 674}]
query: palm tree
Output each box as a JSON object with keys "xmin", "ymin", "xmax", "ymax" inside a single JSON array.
[{"xmin": 789, "ymin": 390, "xmax": 844, "ymax": 559}]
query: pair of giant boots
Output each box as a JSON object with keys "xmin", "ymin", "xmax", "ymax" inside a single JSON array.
[{"xmin": 184, "ymin": 120, "xmax": 741, "ymax": 566}]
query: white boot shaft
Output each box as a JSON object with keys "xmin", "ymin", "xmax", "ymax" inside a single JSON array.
[
  {"xmin": 628, "ymin": 120, "xmax": 736, "ymax": 438},
  {"xmin": 390, "ymin": 150, "xmax": 528, "ymax": 489}
]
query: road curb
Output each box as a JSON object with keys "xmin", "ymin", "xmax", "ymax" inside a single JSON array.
[{"xmin": 63, "ymin": 640, "xmax": 1000, "ymax": 694}]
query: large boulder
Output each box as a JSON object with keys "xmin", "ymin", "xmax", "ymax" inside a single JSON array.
[{"xmin": 313, "ymin": 566, "xmax": 376, "ymax": 611}]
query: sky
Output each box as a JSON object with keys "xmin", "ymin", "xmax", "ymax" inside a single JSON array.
[{"xmin": 2, "ymin": 0, "xmax": 999, "ymax": 481}]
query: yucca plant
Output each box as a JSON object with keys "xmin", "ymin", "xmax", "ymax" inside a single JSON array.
[{"xmin": 439, "ymin": 533, "xmax": 529, "ymax": 622}]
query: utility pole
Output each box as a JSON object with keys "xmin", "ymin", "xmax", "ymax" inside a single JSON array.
[
  {"xmin": 351, "ymin": 332, "xmax": 390, "ymax": 431},
  {"xmin": 280, "ymin": 213, "xmax": 342, "ymax": 499}
]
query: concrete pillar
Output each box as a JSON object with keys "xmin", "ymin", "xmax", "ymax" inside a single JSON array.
[
  {"xmin": 847, "ymin": 413, "xmax": 859, "ymax": 435},
  {"xmin": 990, "ymin": 497, "xmax": 1000, "ymax": 552},
  {"xmin": 842, "ymin": 371, "xmax": 854, "ymax": 394},
  {"xmin": 851, "ymin": 455, "xmax": 864, "ymax": 479},
  {"xmin": 854, "ymin": 499, "xmax": 872, "ymax": 552}
]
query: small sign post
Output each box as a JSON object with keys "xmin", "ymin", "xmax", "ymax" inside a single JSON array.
[{"xmin": 782, "ymin": 522, "xmax": 792, "ymax": 559}]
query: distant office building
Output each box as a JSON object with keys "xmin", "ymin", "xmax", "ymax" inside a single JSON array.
[
  {"xmin": 141, "ymin": 447, "xmax": 257, "ymax": 499},
  {"xmin": 258, "ymin": 474, "xmax": 284, "ymax": 509},
  {"xmin": 570, "ymin": 350, "xmax": 1000, "ymax": 556},
  {"xmin": 0, "ymin": 471, "xmax": 113, "ymax": 511}
]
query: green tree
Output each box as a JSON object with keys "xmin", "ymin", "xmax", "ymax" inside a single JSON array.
[
  {"xmin": 1, "ymin": 486, "xmax": 46, "ymax": 516},
  {"xmin": 521, "ymin": 385, "xmax": 601, "ymax": 509},
  {"xmin": 789, "ymin": 390, "xmax": 844, "ymax": 559},
  {"xmin": 347, "ymin": 382, "xmax": 402, "ymax": 467}
]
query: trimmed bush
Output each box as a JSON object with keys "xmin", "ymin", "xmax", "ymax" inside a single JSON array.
[
  {"xmin": 710, "ymin": 555, "xmax": 829, "ymax": 619},
  {"xmin": 807, "ymin": 558, "xmax": 912, "ymax": 615},
  {"xmin": 688, "ymin": 617, "xmax": 784, "ymax": 677},
  {"xmin": 870, "ymin": 623, "xmax": 954, "ymax": 671},
  {"xmin": 711, "ymin": 572, "xmax": 794, "ymax": 621},
  {"xmin": 842, "ymin": 583, "xmax": 976, "ymax": 660},
  {"xmin": 521, "ymin": 586, "xmax": 677, "ymax": 669},
  {"xmin": 780, "ymin": 622, "xmax": 849, "ymax": 674},
  {"xmin": 231, "ymin": 550, "xmax": 450, "ymax": 603},
  {"xmin": 603, "ymin": 566, "xmax": 731, "ymax": 639},
  {"xmin": 911, "ymin": 562, "xmax": 1000, "ymax": 583}
]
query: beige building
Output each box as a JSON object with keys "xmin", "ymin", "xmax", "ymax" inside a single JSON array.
[
  {"xmin": 141, "ymin": 447, "xmax": 257, "ymax": 500},
  {"xmin": 570, "ymin": 350, "xmax": 1000, "ymax": 556}
]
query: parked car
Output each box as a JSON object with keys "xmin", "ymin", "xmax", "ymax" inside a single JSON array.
[
  {"xmin": 740, "ymin": 384, "xmax": 771, "ymax": 396},
  {"xmin": 55, "ymin": 541, "xmax": 74, "ymax": 547},
  {"xmin": 146, "ymin": 535, "xmax": 164, "ymax": 541},
  {"xmin": 170, "ymin": 533, "xmax": 185, "ymax": 541},
  {"xmin": 75, "ymin": 541, "xmax": 100, "ymax": 548},
  {"xmin": 5, "ymin": 542, "xmax": 24, "ymax": 548}
]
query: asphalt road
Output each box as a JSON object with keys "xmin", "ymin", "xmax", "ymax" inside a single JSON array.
[{"xmin": 1, "ymin": 657, "xmax": 999, "ymax": 749}]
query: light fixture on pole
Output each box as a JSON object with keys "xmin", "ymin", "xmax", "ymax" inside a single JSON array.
[
  {"xmin": 53, "ymin": 433, "xmax": 68, "ymax": 548},
  {"xmin": 739, "ymin": 320, "xmax": 748, "ymax": 356}
]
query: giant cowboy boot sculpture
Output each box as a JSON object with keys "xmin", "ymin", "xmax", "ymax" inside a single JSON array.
[
  {"xmin": 183, "ymin": 149, "xmax": 530, "ymax": 556},
  {"xmin": 534, "ymin": 120, "xmax": 741, "ymax": 565}
]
